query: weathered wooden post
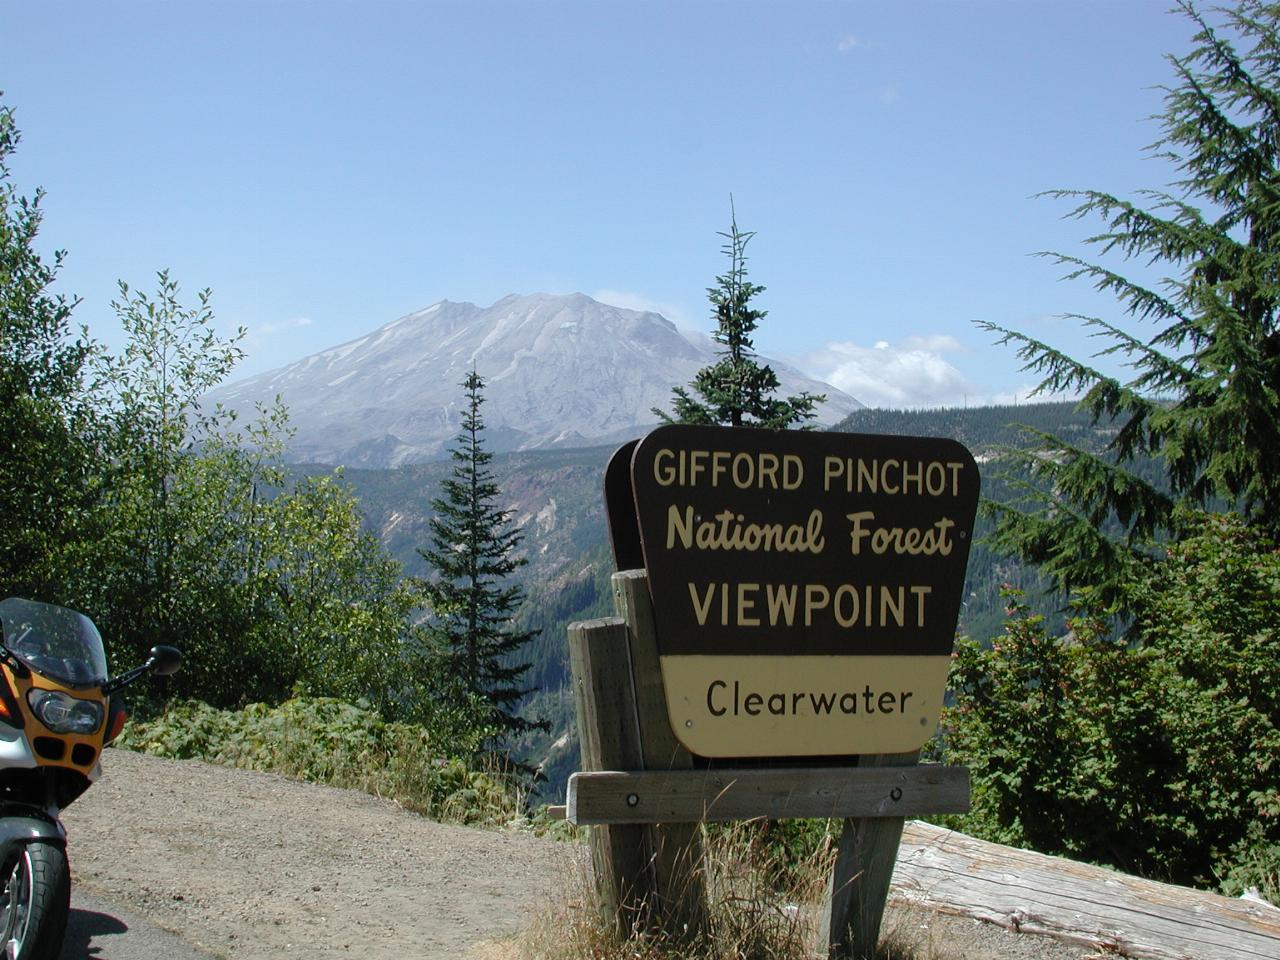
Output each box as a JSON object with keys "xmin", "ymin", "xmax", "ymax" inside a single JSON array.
[
  {"xmin": 824, "ymin": 749, "xmax": 921, "ymax": 957},
  {"xmin": 566, "ymin": 582, "xmax": 710, "ymax": 939},
  {"xmin": 567, "ymin": 425, "xmax": 981, "ymax": 958},
  {"xmin": 611, "ymin": 570, "xmax": 708, "ymax": 938},
  {"xmin": 567, "ymin": 617, "xmax": 651, "ymax": 931}
]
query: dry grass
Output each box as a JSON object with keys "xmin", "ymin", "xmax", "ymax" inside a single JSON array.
[
  {"xmin": 469, "ymin": 820, "xmax": 947, "ymax": 960},
  {"xmin": 873, "ymin": 909, "xmax": 951, "ymax": 960}
]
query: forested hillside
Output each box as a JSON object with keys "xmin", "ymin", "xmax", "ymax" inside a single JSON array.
[{"xmin": 832, "ymin": 402, "xmax": 1107, "ymax": 453}]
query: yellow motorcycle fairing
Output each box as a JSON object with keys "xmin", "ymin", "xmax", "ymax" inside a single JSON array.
[{"xmin": 2, "ymin": 664, "xmax": 106, "ymax": 777}]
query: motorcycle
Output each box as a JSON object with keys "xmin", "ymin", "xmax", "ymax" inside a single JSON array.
[{"xmin": 0, "ymin": 597, "xmax": 181, "ymax": 960}]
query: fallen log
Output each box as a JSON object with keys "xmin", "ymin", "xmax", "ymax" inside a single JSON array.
[{"xmin": 892, "ymin": 821, "xmax": 1280, "ymax": 960}]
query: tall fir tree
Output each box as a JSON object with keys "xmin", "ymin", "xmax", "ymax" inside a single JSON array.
[
  {"xmin": 948, "ymin": 2, "xmax": 1280, "ymax": 894},
  {"xmin": 658, "ymin": 205, "xmax": 824, "ymax": 429},
  {"xmin": 982, "ymin": 0, "xmax": 1280, "ymax": 612},
  {"xmin": 418, "ymin": 370, "xmax": 545, "ymax": 741}
]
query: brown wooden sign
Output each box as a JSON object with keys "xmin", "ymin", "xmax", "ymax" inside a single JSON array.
[{"xmin": 627, "ymin": 424, "xmax": 979, "ymax": 758}]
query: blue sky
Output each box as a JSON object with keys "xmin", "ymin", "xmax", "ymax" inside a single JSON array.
[{"xmin": 5, "ymin": 0, "xmax": 1200, "ymax": 407}]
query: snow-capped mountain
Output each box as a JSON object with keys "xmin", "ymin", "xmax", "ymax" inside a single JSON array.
[{"xmin": 204, "ymin": 293, "xmax": 862, "ymax": 467}]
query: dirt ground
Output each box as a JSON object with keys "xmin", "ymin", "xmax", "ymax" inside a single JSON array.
[{"xmin": 60, "ymin": 750, "xmax": 1103, "ymax": 960}]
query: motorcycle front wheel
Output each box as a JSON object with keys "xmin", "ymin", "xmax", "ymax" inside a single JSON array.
[{"xmin": 0, "ymin": 842, "xmax": 69, "ymax": 960}]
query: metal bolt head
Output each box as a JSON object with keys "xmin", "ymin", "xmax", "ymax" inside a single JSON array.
[
  {"xmin": 626, "ymin": 793, "xmax": 640, "ymax": 807},
  {"xmin": 890, "ymin": 787, "xmax": 903, "ymax": 802}
]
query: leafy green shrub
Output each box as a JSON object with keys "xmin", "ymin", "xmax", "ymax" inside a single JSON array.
[
  {"xmin": 943, "ymin": 515, "xmax": 1280, "ymax": 900},
  {"xmin": 117, "ymin": 696, "xmax": 523, "ymax": 827}
]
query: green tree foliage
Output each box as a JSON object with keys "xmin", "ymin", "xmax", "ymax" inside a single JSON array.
[
  {"xmin": 161, "ymin": 427, "xmax": 419, "ymax": 715},
  {"xmin": 658, "ymin": 207, "xmax": 823, "ymax": 429},
  {"xmin": 87, "ymin": 273, "xmax": 245, "ymax": 653},
  {"xmin": 417, "ymin": 370, "xmax": 546, "ymax": 743},
  {"xmin": 75, "ymin": 274, "xmax": 416, "ymax": 714},
  {"xmin": 949, "ymin": 3, "xmax": 1280, "ymax": 903},
  {"xmin": 946, "ymin": 514, "xmax": 1280, "ymax": 897},
  {"xmin": 980, "ymin": 0, "xmax": 1280, "ymax": 610},
  {"xmin": 0, "ymin": 98, "xmax": 102, "ymax": 600},
  {"xmin": 0, "ymin": 97, "xmax": 432, "ymax": 736}
]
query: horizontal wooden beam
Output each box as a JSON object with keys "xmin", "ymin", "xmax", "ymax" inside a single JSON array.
[{"xmin": 566, "ymin": 764, "xmax": 969, "ymax": 825}]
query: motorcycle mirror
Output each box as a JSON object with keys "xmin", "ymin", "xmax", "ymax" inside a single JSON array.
[{"xmin": 148, "ymin": 645, "xmax": 183, "ymax": 677}]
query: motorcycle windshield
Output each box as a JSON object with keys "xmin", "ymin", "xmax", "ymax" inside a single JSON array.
[{"xmin": 0, "ymin": 597, "xmax": 109, "ymax": 687}]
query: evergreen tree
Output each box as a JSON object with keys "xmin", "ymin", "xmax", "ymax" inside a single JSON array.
[
  {"xmin": 658, "ymin": 206, "xmax": 823, "ymax": 428},
  {"xmin": 982, "ymin": 0, "xmax": 1280, "ymax": 611},
  {"xmin": 418, "ymin": 371, "xmax": 545, "ymax": 741}
]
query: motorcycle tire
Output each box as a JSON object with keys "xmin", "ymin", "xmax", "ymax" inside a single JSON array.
[{"xmin": 0, "ymin": 842, "xmax": 70, "ymax": 960}]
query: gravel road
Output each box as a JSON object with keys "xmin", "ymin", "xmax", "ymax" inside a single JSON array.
[
  {"xmin": 57, "ymin": 749, "xmax": 1099, "ymax": 960},
  {"xmin": 60, "ymin": 749, "xmax": 570, "ymax": 959},
  {"xmin": 63, "ymin": 890, "xmax": 218, "ymax": 960}
]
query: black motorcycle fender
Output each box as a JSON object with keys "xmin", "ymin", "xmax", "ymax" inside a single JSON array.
[{"xmin": 0, "ymin": 814, "xmax": 66, "ymax": 865}]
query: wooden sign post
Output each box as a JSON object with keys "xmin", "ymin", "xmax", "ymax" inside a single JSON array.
[
  {"xmin": 568, "ymin": 573, "xmax": 709, "ymax": 939},
  {"xmin": 568, "ymin": 425, "xmax": 980, "ymax": 958}
]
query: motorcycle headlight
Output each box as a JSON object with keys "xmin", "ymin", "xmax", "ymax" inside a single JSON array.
[{"xmin": 26, "ymin": 690, "xmax": 103, "ymax": 735}]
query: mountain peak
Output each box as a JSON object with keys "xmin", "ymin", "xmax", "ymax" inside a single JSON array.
[{"xmin": 206, "ymin": 293, "xmax": 862, "ymax": 467}]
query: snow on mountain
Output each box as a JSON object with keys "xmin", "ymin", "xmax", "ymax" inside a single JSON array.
[{"xmin": 204, "ymin": 293, "xmax": 863, "ymax": 467}]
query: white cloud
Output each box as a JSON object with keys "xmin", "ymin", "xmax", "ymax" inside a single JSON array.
[
  {"xmin": 806, "ymin": 335, "xmax": 978, "ymax": 408},
  {"xmin": 591, "ymin": 289, "xmax": 698, "ymax": 330},
  {"xmin": 254, "ymin": 315, "xmax": 313, "ymax": 338},
  {"xmin": 806, "ymin": 334, "xmax": 1088, "ymax": 409},
  {"xmin": 257, "ymin": 316, "xmax": 312, "ymax": 337},
  {"xmin": 836, "ymin": 35, "xmax": 863, "ymax": 53},
  {"xmin": 240, "ymin": 316, "xmax": 314, "ymax": 357}
]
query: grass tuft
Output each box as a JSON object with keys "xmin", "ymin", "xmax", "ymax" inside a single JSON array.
[{"xmin": 475, "ymin": 819, "xmax": 847, "ymax": 960}]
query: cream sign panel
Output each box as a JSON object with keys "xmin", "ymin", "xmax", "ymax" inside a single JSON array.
[{"xmin": 629, "ymin": 425, "xmax": 980, "ymax": 758}]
